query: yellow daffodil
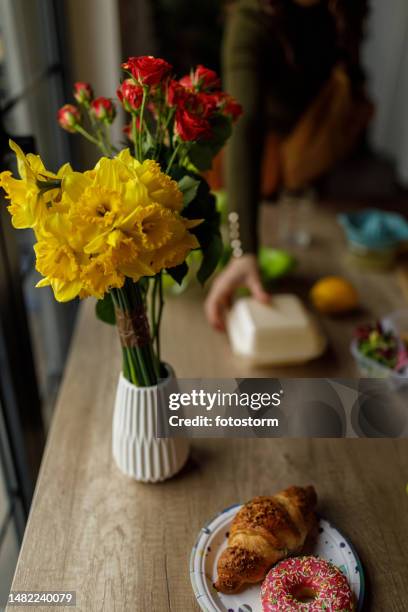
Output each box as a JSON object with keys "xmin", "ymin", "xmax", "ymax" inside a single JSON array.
[
  {"xmin": 148, "ymin": 232, "xmax": 200, "ymax": 272},
  {"xmin": 33, "ymin": 212, "xmax": 86, "ymax": 301},
  {"xmin": 0, "ymin": 140, "xmax": 71, "ymax": 229},
  {"xmin": 2, "ymin": 143, "xmax": 201, "ymax": 302},
  {"xmin": 116, "ymin": 150, "xmax": 183, "ymax": 212},
  {"xmin": 79, "ymin": 251, "xmax": 124, "ymax": 299}
]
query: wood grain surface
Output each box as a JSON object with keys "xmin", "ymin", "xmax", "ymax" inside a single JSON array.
[{"xmin": 8, "ymin": 207, "xmax": 408, "ymax": 611}]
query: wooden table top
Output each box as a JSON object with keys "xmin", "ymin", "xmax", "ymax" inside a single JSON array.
[{"xmin": 9, "ymin": 207, "xmax": 408, "ymax": 611}]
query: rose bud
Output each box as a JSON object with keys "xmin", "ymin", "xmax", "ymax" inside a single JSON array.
[
  {"xmin": 213, "ymin": 92, "xmax": 243, "ymax": 121},
  {"xmin": 57, "ymin": 104, "xmax": 81, "ymax": 132},
  {"xmin": 194, "ymin": 65, "xmax": 221, "ymax": 90},
  {"xmin": 180, "ymin": 65, "xmax": 221, "ymax": 92},
  {"xmin": 73, "ymin": 82, "xmax": 94, "ymax": 106},
  {"xmin": 117, "ymin": 79, "xmax": 143, "ymax": 112},
  {"xmin": 90, "ymin": 97, "xmax": 116, "ymax": 123},
  {"xmin": 122, "ymin": 55, "xmax": 172, "ymax": 87},
  {"xmin": 178, "ymin": 73, "xmax": 193, "ymax": 90}
]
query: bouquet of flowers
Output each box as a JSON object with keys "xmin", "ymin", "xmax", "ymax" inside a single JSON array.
[{"xmin": 0, "ymin": 56, "xmax": 241, "ymax": 388}]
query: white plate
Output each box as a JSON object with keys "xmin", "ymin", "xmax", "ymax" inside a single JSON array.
[{"xmin": 190, "ymin": 504, "xmax": 365, "ymax": 612}]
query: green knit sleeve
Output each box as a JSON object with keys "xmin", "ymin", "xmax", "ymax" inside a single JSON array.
[{"xmin": 222, "ymin": 1, "xmax": 266, "ymax": 253}]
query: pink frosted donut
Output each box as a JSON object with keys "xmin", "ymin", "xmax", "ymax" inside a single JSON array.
[{"xmin": 261, "ymin": 556, "xmax": 355, "ymax": 611}]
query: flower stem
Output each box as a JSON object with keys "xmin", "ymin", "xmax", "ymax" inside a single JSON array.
[
  {"xmin": 132, "ymin": 115, "xmax": 138, "ymax": 159},
  {"xmin": 75, "ymin": 124, "xmax": 110, "ymax": 156},
  {"xmin": 155, "ymin": 107, "xmax": 175, "ymax": 160},
  {"xmin": 103, "ymin": 123, "xmax": 115, "ymax": 157},
  {"xmin": 164, "ymin": 107, "xmax": 176, "ymax": 138},
  {"xmin": 112, "ymin": 280, "xmax": 158, "ymax": 386},
  {"xmin": 166, "ymin": 141, "xmax": 183, "ymax": 174},
  {"xmin": 138, "ymin": 87, "xmax": 148, "ymax": 161},
  {"xmin": 111, "ymin": 290, "xmax": 140, "ymax": 386}
]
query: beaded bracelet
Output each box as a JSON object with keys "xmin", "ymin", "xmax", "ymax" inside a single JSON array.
[{"xmin": 228, "ymin": 211, "xmax": 243, "ymax": 258}]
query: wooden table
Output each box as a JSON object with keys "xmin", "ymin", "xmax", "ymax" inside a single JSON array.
[{"xmin": 9, "ymin": 208, "xmax": 408, "ymax": 611}]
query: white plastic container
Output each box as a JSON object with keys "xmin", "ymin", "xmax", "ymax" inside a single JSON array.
[
  {"xmin": 112, "ymin": 365, "xmax": 189, "ymax": 482},
  {"xmin": 226, "ymin": 295, "xmax": 326, "ymax": 366}
]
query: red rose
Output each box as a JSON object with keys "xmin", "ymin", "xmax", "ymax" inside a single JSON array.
[
  {"xmin": 217, "ymin": 93, "xmax": 243, "ymax": 121},
  {"xmin": 175, "ymin": 108, "xmax": 211, "ymax": 141},
  {"xmin": 90, "ymin": 97, "xmax": 116, "ymax": 123},
  {"xmin": 117, "ymin": 79, "xmax": 143, "ymax": 111},
  {"xmin": 180, "ymin": 65, "xmax": 221, "ymax": 92},
  {"xmin": 122, "ymin": 56, "xmax": 172, "ymax": 87},
  {"xmin": 57, "ymin": 104, "xmax": 81, "ymax": 132},
  {"xmin": 224, "ymin": 97, "xmax": 243, "ymax": 121},
  {"xmin": 73, "ymin": 82, "xmax": 93, "ymax": 105},
  {"xmin": 194, "ymin": 92, "xmax": 218, "ymax": 118},
  {"xmin": 166, "ymin": 80, "xmax": 189, "ymax": 106},
  {"xmin": 179, "ymin": 73, "xmax": 193, "ymax": 89},
  {"xmin": 194, "ymin": 65, "xmax": 221, "ymax": 90}
]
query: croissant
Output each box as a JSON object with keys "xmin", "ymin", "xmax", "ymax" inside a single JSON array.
[{"xmin": 214, "ymin": 485, "xmax": 317, "ymax": 594}]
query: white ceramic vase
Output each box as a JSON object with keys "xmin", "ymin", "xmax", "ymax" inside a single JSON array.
[{"xmin": 112, "ymin": 365, "xmax": 189, "ymax": 482}]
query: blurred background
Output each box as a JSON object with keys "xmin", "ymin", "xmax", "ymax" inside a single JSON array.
[{"xmin": 0, "ymin": 0, "xmax": 407, "ymax": 605}]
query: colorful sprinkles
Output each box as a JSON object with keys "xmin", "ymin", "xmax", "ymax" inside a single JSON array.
[{"xmin": 261, "ymin": 556, "xmax": 354, "ymax": 611}]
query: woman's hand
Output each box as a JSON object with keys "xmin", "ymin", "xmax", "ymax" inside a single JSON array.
[{"xmin": 204, "ymin": 254, "xmax": 270, "ymax": 331}]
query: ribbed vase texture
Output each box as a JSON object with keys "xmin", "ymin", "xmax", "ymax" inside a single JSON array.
[{"xmin": 112, "ymin": 367, "xmax": 189, "ymax": 482}]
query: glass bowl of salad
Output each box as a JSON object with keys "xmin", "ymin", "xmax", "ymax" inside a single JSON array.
[{"xmin": 351, "ymin": 311, "xmax": 408, "ymax": 389}]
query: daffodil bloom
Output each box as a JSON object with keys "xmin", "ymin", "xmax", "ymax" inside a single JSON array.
[
  {"xmin": 34, "ymin": 211, "xmax": 89, "ymax": 301},
  {"xmin": 1, "ymin": 145, "xmax": 201, "ymax": 302},
  {"xmin": 116, "ymin": 149, "xmax": 183, "ymax": 212},
  {"xmin": 0, "ymin": 140, "xmax": 71, "ymax": 229}
]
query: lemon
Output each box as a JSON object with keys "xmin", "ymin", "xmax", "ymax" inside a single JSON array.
[{"xmin": 310, "ymin": 276, "xmax": 359, "ymax": 314}]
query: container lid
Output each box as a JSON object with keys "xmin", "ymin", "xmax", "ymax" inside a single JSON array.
[{"xmin": 227, "ymin": 295, "xmax": 326, "ymax": 365}]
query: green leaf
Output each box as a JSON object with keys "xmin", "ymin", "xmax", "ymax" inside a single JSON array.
[
  {"xmin": 141, "ymin": 131, "xmax": 155, "ymax": 156},
  {"xmin": 187, "ymin": 144, "xmax": 214, "ymax": 171},
  {"xmin": 183, "ymin": 177, "xmax": 212, "ymax": 213},
  {"xmin": 177, "ymin": 175, "xmax": 200, "ymax": 206},
  {"xmin": 213, "ymin": 113, "xmax": 233, "ymax": 142},
  {"xmin": 184, "ymin": 183, "xmax": 218, "ymax": 231},
  {"xmin": 184, "ymin": 191, "xmax": 216, "ymax": 223},
  {"xmin": 95, "ymin": 293, "xmax": 116, "ymax": 325},
  {"xmin": 192, "ymin": 214, "xmax": 221, "ymax": 253},
  {"xmin": 167, "ymin": 164, "xmax": 185, "ymax": 181},
  {"xmin": 179, "ymin": 177, "xmax": 222, "ymax": 255},
  {"xmin": 187, "ymin": 115, "xmax": 232, "ymax": 171},
  {"xmin": 166, "ymin": 261, "xmax": 189, "ymax": 285},
  {"xmin": 197, "ymin": 233, "xmax": 224, "ymax": 285}
]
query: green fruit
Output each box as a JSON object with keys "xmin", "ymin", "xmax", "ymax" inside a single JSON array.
[{"xmin": 259, "ymin": 247, "xmax": 296, "ymax": 280}]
